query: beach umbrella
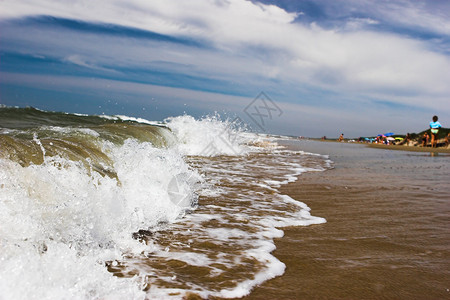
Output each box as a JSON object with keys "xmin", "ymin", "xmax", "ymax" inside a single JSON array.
[
  {"xmin": 384, "ymin": 132, "xmax": 394, "ymax": 136},
  {"xmin": 386, "ymin": 137, "xmax": 395, "ymax": 141},
  {"xmin": 394, "ymin": 137, "xmax": 404, "ymax": 140}
]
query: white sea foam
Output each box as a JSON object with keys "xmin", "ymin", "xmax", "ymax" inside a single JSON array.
[
  {"xmin": 41, "ymin": 125, "xmax": 101, "ymax": 137},
  {"xmin": 164, "ymin": 115, "xmax": 255, "ymax": 156},
  {"xmin": 141, "ymin": 149, "xmax": 328, "ymax": 299},
  {"xmin": 100, "ymin": 114, "xmax": 165, "ymax": 126},
  {"xmin": 0, "ymin": 137, "xmax": 201, "ymax": 300}
]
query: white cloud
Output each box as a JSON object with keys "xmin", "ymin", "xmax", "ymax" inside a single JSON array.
[
  {"xmin": 308, "ymin": 0, "xmax": 450, "ymax": 37},
  {"xmin": 370, "ymin": 0, "xmax": 450, "ymax": 36},
  {"xmin": 0, "ymin": 0, "xmax": 297, "ymax": 39},
  {"xmin": 64, "ymin": 54, "xmax": 119, "ymax": 73},
  {"xmin": 345, "ymin": 17, "xmax": 379, "ymax": 30}
]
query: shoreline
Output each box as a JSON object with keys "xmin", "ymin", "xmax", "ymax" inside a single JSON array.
[
  {"xmin": 365, "ymin": 143, "xmax": 450, "ymax": 153},
  {"xmin": 311, "ymin": 139, "xmax": 450, "ymax": 153}
]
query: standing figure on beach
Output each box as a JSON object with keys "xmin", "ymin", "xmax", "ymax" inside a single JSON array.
[
  {"xmin": 422, "ymin": 132, "xmax": 429, "ymax": 147},
  {"xmin": 429, "ymin": 115, "xmax": 442, "ymax": 148},
  {"xmin": 338, "ymin": 133, "xmax": 344, "ymax": 142}
]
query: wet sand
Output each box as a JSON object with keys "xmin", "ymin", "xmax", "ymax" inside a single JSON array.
[{"xmin": 239, "ymin": 140, "xmax": 450, "ymax": 299}]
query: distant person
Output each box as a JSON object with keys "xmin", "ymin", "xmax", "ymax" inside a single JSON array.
[
  {"xmin": 446, "ymin": 133, "xmax": 450, "ymax": 147},
  {"xmin": 338, "ymin": 133, "xmax": 344, "ymax": 142},
  {"xmin": 422, "ymin": 132, "xmax": 429, "ymax": 147},
  {"xmin": 399, "ymin": 133, "xmax": 410, "ymax": 146},
  {"xmin": 429, "ymin": 115, "xmax": 442, "ymax": 148}
]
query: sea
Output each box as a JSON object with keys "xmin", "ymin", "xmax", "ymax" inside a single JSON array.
[{"xmin": 0, "ymin": 106, "xmax": 330, "ymax": 299}]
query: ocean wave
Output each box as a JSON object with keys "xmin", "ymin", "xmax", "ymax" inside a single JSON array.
[{"xmin": 0, "ymin": 106, "xmax": 327, "ymax": 299}]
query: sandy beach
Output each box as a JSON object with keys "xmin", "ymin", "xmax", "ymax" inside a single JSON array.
[
  {"xmin": 239, "ymin": 140, "xmax": 450, "ymax": 300},
  {"xmin": 315, "ymin": 139, "xmax": 450, "ymax": 154},
  {"xmin": 366, "ymin": 143, "xmax": 450, "ymax": 153}
]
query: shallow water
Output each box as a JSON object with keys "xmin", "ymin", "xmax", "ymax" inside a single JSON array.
[{"xmin": 109, "ymin": 150, "xmax": 329, "ymax": 299}]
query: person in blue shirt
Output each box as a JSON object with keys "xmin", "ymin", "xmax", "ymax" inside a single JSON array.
[{"xmin": 429, "ymin": 115, "xmax": 442, "ymax": 148}]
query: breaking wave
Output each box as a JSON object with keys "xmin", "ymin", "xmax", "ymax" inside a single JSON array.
[{"xmin": 0, "ymin": 106, "xmax": 326, "ymax": 299}]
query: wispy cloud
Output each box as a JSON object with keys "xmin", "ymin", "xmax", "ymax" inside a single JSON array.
[{"xmin": 63, "ymin": 54, "xmax": 119, "ymax": 73}]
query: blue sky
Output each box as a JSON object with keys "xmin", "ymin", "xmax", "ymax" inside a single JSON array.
[{"xmin": 1, "ymin": 0, "xmax": 449, "ymax": 137}]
